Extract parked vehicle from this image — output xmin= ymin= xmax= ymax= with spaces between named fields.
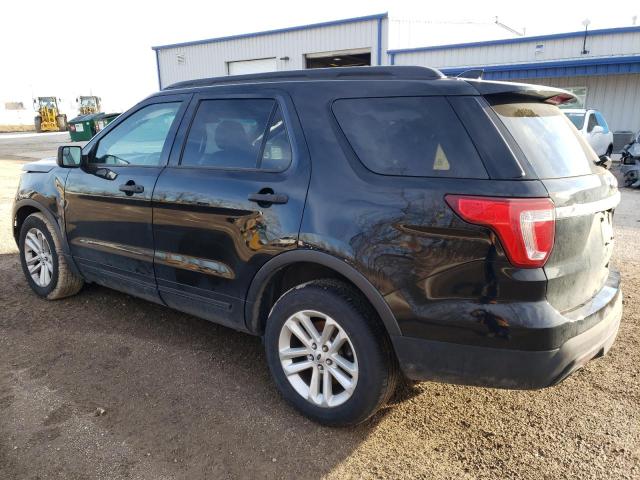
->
xmin=563 ymin=108 xmax=614 ymax=158
xmin=13 ymin=67 xmax=622 ymax=426
xmin=621 ymin=130 xmax=640 ymax=187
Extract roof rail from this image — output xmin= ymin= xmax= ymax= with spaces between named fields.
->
xmin=164 ymin=66 xmax=444 ymax=90
xmin=456 ymin=69 xmax=484 ymax=79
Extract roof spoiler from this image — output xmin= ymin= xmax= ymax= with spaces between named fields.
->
xmin=464 ymin=79 xmax=577 ymax=105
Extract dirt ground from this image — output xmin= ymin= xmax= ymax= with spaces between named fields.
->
xmin=0 ymin=133 xmax=639 ymax=479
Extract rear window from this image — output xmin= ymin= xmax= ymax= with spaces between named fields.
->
xmin=564 ymin=111 xmax=585 ymax=130
xmin=332 ymin=97 xmax=487 ymax=178
xmin=491 ymin=102 xmax=597 ymax=179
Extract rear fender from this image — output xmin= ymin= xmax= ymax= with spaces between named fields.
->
xmin=244 ymin=249 xmax=402 ymax=338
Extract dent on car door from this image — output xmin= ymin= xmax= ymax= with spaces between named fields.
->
xmin=152 ymin=94 xmax=311 ymax=328
xmin=64 ymin=96 xmax=189 ymax=301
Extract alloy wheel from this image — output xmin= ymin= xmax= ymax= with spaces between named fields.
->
xmin=23 ymin=227 xmax=54 ymax=288
xmin=278 ymin=310 xmax=358 ymax=408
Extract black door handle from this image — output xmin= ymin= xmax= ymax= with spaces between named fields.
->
xmin=248 ymin=192 xmax=288 ymax=205
xmin=119 ymin=182 xmax=144 ymax=195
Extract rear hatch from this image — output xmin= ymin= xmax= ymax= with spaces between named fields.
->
xmin=488 ymin=97 xmax=619 ymax=312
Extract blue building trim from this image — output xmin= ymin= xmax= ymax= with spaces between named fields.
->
xmin=439 ymin=55 xmax=640 ymax=80
xmin=152 ymin=12 xmax=388 ymax=51
xmin=387 ymin=25 xmax=640 ymax=55
xmin=155 ymin=49 xmax=162 ymax=89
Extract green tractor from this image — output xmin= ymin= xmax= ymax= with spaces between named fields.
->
xmin=33 ymin=97 xmax=67 ymax=133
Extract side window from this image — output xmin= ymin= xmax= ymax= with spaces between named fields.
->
xmin=595 ymin=112 xmax=609 ymax=133
xmin=587 ymin=113 xmax=598 ymax=132
xmin=260 ymin=106 xmax=292 ymax=170
xmin=181 ymin=99 xmax=276 ymax=169
xmin=93 ymin=103 xmax=180 ymax=166
xmin=332 ymin=96 xmax=487 ymax=178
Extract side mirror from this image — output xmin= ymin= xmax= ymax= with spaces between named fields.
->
xmin=591 ymin=125 xmax=604 ymax=135
xmin=57 ymin=146 xmax=82 ymax=168
xmin=595 ymin=155 xmax=612 ymax=170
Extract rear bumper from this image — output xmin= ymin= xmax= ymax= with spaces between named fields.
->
xmin=392 ymin=276 xmax=622 ymax=389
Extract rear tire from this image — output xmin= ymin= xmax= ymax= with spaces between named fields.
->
xmin=19 ymin=213 xmax=84 ymax=300
xmin=264 ymin=279 xmax=398 ymax=426
xmin=34 ymin=116 xmax=42 ymax=133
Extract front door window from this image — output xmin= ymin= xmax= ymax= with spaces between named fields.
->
xmin=92 ymin=103 xmax=181 ymax=166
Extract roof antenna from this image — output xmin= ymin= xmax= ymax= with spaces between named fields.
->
xmin=457 ymin=69 xmax=484 ymax=79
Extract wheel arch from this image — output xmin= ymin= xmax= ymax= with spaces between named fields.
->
xmin=244 ymin=249 xmax=401 ymax=338
xmin=13 ymin=199 xmax=81 ymax=277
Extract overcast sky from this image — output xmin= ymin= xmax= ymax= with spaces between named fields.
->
xmin=1 ymin=0 xmax=637 ymax=113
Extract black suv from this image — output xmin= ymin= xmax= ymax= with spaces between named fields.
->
xmin=13 ymin=67 xmax=622 ymax=426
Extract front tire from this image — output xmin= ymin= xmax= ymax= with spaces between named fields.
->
xmin=19 ymin=213 xmax=84 ymax=299
xmin=264 ymin=279 xmax=398 ymax=426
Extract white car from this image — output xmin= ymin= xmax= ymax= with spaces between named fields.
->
xmin=564 ymin=109 xmax=614 ymax=157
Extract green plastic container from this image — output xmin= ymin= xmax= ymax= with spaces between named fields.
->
xmin=68 ymin=113 xmax=100 ymax=141
xmin=94 ymin=113 xmax=120 ymax=132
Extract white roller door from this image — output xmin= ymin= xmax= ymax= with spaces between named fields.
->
xmin=227 ymin=58 xmax=277 ymax=75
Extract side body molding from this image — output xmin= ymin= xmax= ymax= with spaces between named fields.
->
xmin=244 ymin=249 xmax=402 ymax=337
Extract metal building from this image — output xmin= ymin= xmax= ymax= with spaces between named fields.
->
xmin=153 ymin=14 xmax=640 ymax=133
xmin=153 ymin=13 xmax=388 ymax=89
xmin=389 ymin=26 xmax=640 ymax=132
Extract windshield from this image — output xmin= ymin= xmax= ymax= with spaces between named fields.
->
xmin=39 ymin=98 xmax=56 ymax=108
xmin=491 ymin=102 xmax=597 ymax=179
xmin=564 ymin=112 xmax=585 ymax=130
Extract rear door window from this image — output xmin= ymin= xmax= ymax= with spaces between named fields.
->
xmin=181 ymin=99 xmax=292 ymax=170
xmin=332 ymin=97 xmax=487 ymax=178
xmin=491 ymin=101 xmax=597 ymax=179
xmin=260 ymin=106 xmax=292 ymax=170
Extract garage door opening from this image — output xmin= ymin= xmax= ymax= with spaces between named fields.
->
xmin=305 ymin=49 xmax=371 ymax=69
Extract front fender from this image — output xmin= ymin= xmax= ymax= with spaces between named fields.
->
xmin=12 ymin=169 xmax=81 ymax=277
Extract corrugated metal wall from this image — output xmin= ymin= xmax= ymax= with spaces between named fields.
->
xmin=157 ymin=18 xmax=387 ymax=88
xmin=391 ymin=30 xmax=640 ymax=69
xmin=391 ymin=29 xmax=640 ymax=132
xmin=519 ymin=74 xmax=640 ymax=133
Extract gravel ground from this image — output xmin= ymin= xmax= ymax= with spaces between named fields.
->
xmin=0 ymin=134 xmax=639 ymax=479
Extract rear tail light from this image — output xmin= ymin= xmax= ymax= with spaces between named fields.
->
xmin=445 ymin=195 xmax=555 ymax=268
xmin=545 ymin=93 xmax=575 ymax=105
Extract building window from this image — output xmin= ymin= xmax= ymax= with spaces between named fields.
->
xmin=559 ymin=87 xmax=588 ymax=109
xmin=4 ymin=102 xmax=24 ymax=110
